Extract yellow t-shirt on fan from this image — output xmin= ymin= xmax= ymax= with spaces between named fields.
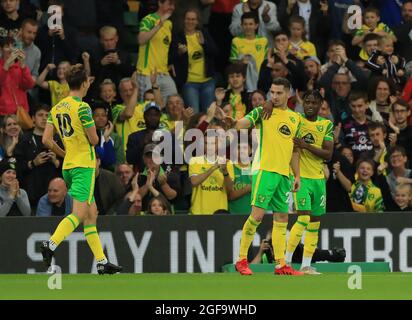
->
xmin=189 ymin=156 xmax=234 ymax=215
xmin=186 ymin=33 xmax=211 ymax=83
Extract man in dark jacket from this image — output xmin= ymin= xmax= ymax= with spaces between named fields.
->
xmin=94 ymin=155 xmax=126 ymax=215
xmin=14 ymin=105 xmax=62 ymax=208
xmin=35 ymin=0 xmax=79 ymax=70
xmin=91 ymin=26 xmax=133 ymax=95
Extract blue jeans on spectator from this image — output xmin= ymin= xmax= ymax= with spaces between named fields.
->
xmin=182 ymin=78 xmax=215 ymax=113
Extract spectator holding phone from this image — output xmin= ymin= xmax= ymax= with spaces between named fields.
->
xmin=14 ymin=105 xmax=61 ymax=207
xmin=0 ymin=36 xmax=35 ymax=116
xmin=35 ymin=0 xmax=79 ymax=70
xmin=91 ymin=26 xmax=133 ymax=92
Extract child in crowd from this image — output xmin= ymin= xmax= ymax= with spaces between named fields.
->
xmin=230 ymin=12 xmax=268 ymax=91
xmin=288 ymin=15 xmax=317 ymax=60
xmin=352 ymin=6 xmax=395 ymax=59
xmin=367 ymin=36 xmax=406 ymax=86
xmin=349 ymin=158 xmax=384 ymax=213
xmin=359 ymin=33 xmax=380 ymax=63
xmin=394 ymin=184 xmax=412 ymax=212
xmin=37 ymin=53 xmax=91 ymax=106
xmin=147 ymin=195 xmax=171 ymax=216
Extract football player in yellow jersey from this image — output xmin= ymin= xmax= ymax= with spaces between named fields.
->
xmin=285 ymin=90 xmax=334 ymax=275
xmin=41 ymin=65 xmax=122 ymax=275
xmin=227 ymin=78 xmax=304 ymax=276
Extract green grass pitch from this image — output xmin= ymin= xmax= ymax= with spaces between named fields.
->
xmin=1 ymin=273 xmax=412 ymax=300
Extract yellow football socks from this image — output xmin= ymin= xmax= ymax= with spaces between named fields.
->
xmin=302 ymin=221 xmax=321 ymax=267
xmin=49 ymin=213 xmax=80 ymax=249
xmin=272 ymin=221 xmax=288 ymax=267
xmin=84 ymin=225 xmax=107 ymax=263
xmin=239 ymin=215 xmax=261 ymax=260
xmin=286 ymin=215 xmax=311 ymax=263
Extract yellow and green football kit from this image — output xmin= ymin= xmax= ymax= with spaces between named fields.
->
xmin=293 ymin=115 xmax=333 ymax=216
xmin=48 ymin=96 xmax=96 ymax=204
xmin=246 ymin=106 xmax=301 ymax=213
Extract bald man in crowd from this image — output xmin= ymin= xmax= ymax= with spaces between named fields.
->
xmin=36 ymin=178 xmax=73 ymax=217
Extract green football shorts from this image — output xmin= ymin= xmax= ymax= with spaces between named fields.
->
xmin=293 ymin=177 xmax=326 ymax=216
xmin=251 ymin=170 xmax=291 ymax=213
xmin=62 ymin=167 xmax=95 ymax=205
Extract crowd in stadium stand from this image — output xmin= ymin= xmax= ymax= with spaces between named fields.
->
xmin=0 ymin=0 xmax=412 ymax=217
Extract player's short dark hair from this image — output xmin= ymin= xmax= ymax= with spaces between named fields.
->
xmin=226 ymin=62 xmax=246 ymax=78
xmin=272 ymin=77 xmax=291 ymax=91
xmin=348 ymin=91 xmax=369 ymax=103
xmin=363 ymin=33 xmax=381 ymax=44
xmin=364 ymin=6 xmax=380 ymax=17
xmin=241 ymin=11 xmax=259 ymax=24
xmin=368 ymin=121 xmax=387 ymax=134
xmin=66 ymin=64 xmax=88 ymax=90
xmin=302 ymin=90 xmax=323 ymax=102
xmin=391 ymin=99 xmax=410 ymax=112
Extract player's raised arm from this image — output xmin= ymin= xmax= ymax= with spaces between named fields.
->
xmin=42 ymin=122 xmax=65 ymax=158
xmin=224 ymin=106 xmax=263 ymax=130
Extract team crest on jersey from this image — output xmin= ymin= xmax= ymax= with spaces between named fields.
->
xmin=192 ymin=51 xmax=203 ymax=60
xmin=289 ymin=116 xmax=296 ymax=124
xmin=210 ymin=176 xmax=217 ymax=185
xmin=163 ymin=36 xmax=170 ymax=45
xmin=299 ymin=198 xmax=306 ymax=206
xmin=256 ymin=44 xmax=262 ymax=51
xmin=303 ymin=133 xmax=315 ymax=144
xmin=368 ymin=193 xmax=375 ymax=200
xmin=278 ymin=123 xmax=292 ymax=137
xmin=316 ymin=125 xmax=324 ymax=132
